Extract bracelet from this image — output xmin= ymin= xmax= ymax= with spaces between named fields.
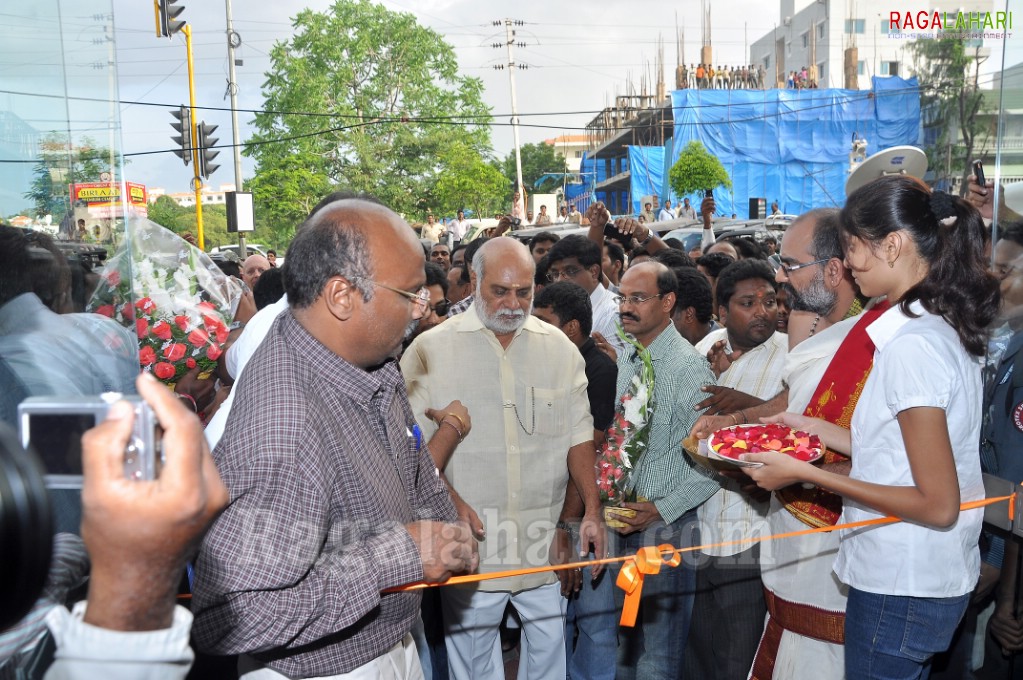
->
xmin=555 ymin=520 xmax=575 ymax=534
xmin=177 ymin=393 xmax=198 ymax=413
xmin=738 ymin=410 xmax=747 ymax=424
xmin=639 ymin=234 xmax=654 ymax=248
xmin=728 ymin=412 xmax=739 ymax=426
xmin=441 ymin=418 xmax=465 ymax=441
xmin=444 ymin=412 xmax=468 ymax=434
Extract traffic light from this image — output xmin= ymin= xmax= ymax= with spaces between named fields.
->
xmin=156 ymin=0 xmax=186 ymax=38
xmin=169 ymin=105 xmax=191 ymax=166
xmin=196 ymin=122 xmax=220 ymax=179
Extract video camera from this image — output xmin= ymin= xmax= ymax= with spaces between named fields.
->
xmin=0 ymin=423 xmax=52 ymax=630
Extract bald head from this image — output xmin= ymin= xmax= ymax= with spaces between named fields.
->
xmin=471 ymin=236 xmax=535 ymax=281
xmin=242 ymin=254 xmax=270 ymax=288
xmin=284 ymin=199 xmax=423 ymax=309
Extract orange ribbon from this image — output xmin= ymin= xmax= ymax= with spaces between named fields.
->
xmin=616 ymin=544 xmax=682 ymax=626
xmin=362 ymin=495 xmax=1018 ymax=630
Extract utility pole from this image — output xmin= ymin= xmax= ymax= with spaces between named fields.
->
xmin=225 ymin=0 xmax=246 ymax=257
xmin=494 ymin=19 xmax=527 ymax=222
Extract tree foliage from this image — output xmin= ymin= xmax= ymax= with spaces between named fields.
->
xmin=147 ymin=199 xmax=261 ymax=250
xmin=910 ymin=37 xmax=988 ymax=194
xmin=669 ymin=141 xmax=732 ymax=197
xmin=24 ymin=133 xmax=114 ymax=222
xmin=434 ymin=143 xmax=507 ymax=220
xmin=246 ymin=0 xmax=492 ymax=225
xmin=246 ymin=153 xmax=332 ymax=245
xmin=498 ymin=142 xmax=567 ymax=198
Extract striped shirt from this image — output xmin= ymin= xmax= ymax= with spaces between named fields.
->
xmin=619 ymin=324 xmax=720 ymax=524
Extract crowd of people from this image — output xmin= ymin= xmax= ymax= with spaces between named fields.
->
xmin=2 ymin=167 xmax=1023 ymax=680
xmin=680 ymin=64 xmax=768 ymax=90
xmin=785 ymin=67 xmax=819 ymax=90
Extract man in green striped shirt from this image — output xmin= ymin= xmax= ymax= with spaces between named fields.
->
xmin=606 ymin=260 xmax=720 ymax=680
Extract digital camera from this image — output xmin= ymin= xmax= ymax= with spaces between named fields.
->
xmin=18 ymin=393 xmax=163 ymax=489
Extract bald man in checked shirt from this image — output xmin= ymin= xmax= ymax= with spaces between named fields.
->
xmin=192 ymin=199 xmax=477 ymax=680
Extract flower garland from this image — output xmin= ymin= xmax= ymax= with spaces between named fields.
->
xmin=595 ymin=324 xmax=656 ymax=506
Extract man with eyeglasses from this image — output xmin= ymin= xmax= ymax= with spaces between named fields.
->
xmin=689 ymin=208 xmax=881 ymax=680
xmin=193 ymin=196 xmax=479 ymax=679
xmin=578 ymin=260 xmax=718 ymax=680
xmin=403 ymin=262 xmax=451 ymax=346
xmin=546 ymin=235 xmax=627 ymax=357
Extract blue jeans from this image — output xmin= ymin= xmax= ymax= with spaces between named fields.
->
xmin=845 ymin=587 xmax=970 ymax=680
xmin=565 ymin=563 xmax=617 ymax=680
xmin=609 ymin=509 xmax=700 ymax=680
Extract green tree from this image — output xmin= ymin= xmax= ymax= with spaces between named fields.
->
xmin=246 ymin=0 xmax=492 ymax=222
xmin=498 ymin=142 xmax=567 ymax=198
xmin=246 ymin=153 xmax=332 ymax=246
xmin=910 ymin=36 xmax=988 ymax=193
xmin=147 ymin=195 xmax=188 ymax=231
xmin=146 ymin=199 xmax=236 ymax=249
xmin=24 ymin=133 xmax=115 ymax=222
xmin=668 ymin=141 xmax=732 ymax=198
xmin=434 ymin=143 xmax=507 ymax=220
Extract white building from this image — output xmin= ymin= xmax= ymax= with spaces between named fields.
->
xmin=148 ymin=184 xmax=237 ymax=208
xmin=750 ymin=0 xmax=995 ymax=90
xmin=544 ymin=134 xmax=589 ymax=174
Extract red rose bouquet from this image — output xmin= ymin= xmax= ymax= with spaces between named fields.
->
xmin=596 ymin=326 xmax=655 ymax=515
xmin=89 ymin=218 xmax=242 ymax=385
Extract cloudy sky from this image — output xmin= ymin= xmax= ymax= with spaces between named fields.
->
xmin=105 ymin=0 xmax=1021 ymax=192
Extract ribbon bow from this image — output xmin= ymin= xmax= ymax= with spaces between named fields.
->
xmin=615 ymin=544 xmax=682 ymax=627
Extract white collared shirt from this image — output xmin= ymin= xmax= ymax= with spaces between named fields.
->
xmin=400 ymin=304 xmax=593 ymax=592
xmin=835 ymin=302 xmax=984 ymax=597
xmin=590 ymin=283 xmax=627 ymax=356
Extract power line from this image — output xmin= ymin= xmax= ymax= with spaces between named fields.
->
xmin=0 ymin=77 xmax=959 ymax=169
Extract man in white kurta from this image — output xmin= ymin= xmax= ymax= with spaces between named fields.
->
xmin=687 ymin=260 xmax=788 ymax=679
xmin=401 ymin=237 xmax=603 ymax=680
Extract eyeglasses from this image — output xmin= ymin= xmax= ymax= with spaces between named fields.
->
xmin=994 ymin=263 xmax=1017 ymax=281
xmin=779 ymin=258 xmax=831 ymax=276
xmin=613 ymin=293 xmax=664 ymax=306
xmin=432 ymin=299 xmax=451 ymax=316
xmin=358 ymin=278 xmax=431 ymax=313
xmin=546 ymin=266 xmax=584 ymax=282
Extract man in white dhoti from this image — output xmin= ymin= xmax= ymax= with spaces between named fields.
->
xmin=692 ymin=208 xmax=879 ymax=679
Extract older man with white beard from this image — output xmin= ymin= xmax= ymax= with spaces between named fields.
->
xmin=401 ymin=237 xmax=605 ymax=680
xmin=691 ymin=208 xmax=878 ymax=680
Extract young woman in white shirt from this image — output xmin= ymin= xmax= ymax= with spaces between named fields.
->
xmin=744 ymin=174 xmax=1001 ymax=679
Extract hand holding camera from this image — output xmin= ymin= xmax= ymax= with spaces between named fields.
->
xmin=80 ymin=372 xmax=228 ymax=631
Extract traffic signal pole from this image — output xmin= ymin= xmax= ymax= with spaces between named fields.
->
xmin=182 ymin=24 xmax=205 ymax=250
xmin=225 ymin=0 xmax=246 ymax=258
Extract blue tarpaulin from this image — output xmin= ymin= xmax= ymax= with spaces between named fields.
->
xmin=627 ymin=146 xmax=667 ymax=215
xmin=665 ymin=76 xmax=921 ymax=218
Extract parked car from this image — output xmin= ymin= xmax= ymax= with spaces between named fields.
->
xmin=209 ymin=243 xmax=270 ymax=259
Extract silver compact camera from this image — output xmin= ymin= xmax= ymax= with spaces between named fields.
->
xmin=18 ymin=393 xmax=163 ymax=489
